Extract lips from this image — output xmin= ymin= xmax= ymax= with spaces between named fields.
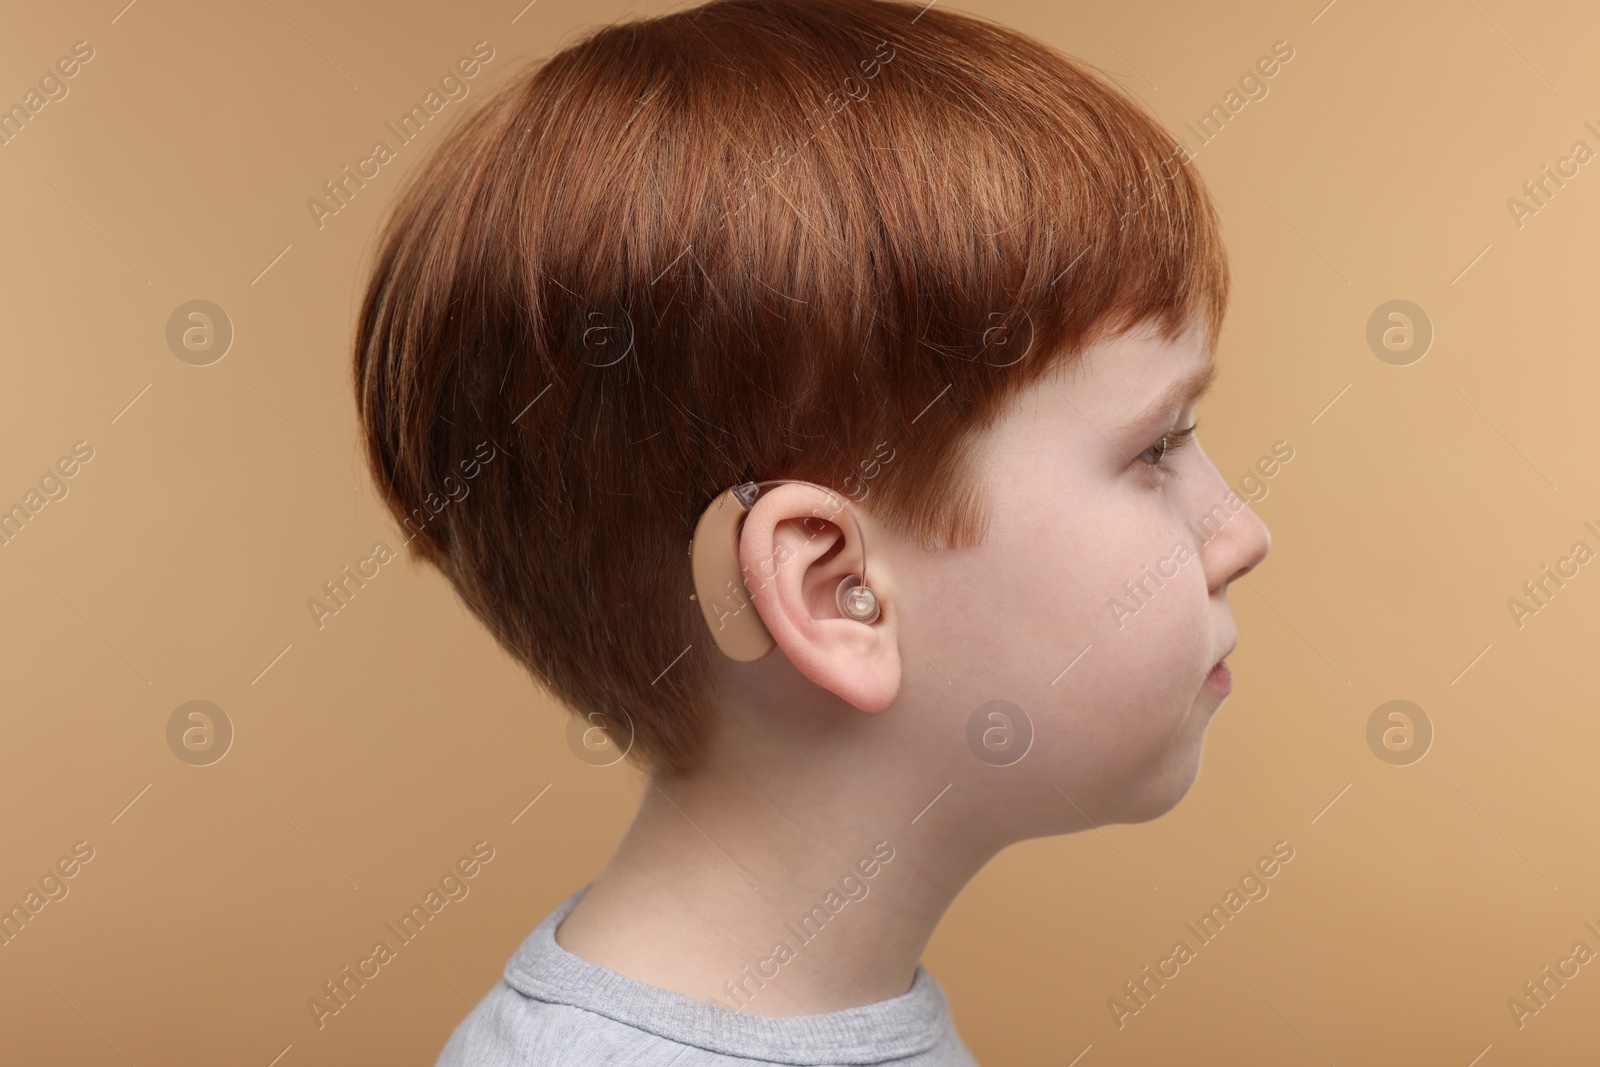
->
xmin=1204 ymin=659 xmax=1232 ymax=695
xmin=1204 ymin=641 xmax=1236 ymax=696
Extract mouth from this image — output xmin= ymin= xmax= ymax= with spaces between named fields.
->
xmin=1204 ymin=642 xmax=1236 ymax=696
xmin=1204 ymin=659 xmax=1231 ymax=695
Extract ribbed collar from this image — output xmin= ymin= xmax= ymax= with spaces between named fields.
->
xmin=500 ymin=884 xmax=952 ymax=1065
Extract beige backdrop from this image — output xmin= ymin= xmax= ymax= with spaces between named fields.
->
xmin=3 ymin=0 xmax=1598 ymax=1063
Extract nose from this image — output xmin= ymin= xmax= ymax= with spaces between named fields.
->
xmin=1204 ymin=499 xmax=1271 ymax=593
xmin=1189 ymin=450 xmax=1272 ymax=594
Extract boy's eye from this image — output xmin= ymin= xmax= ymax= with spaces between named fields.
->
xmin=1136 ymin=422 xmax=1199 ymax=471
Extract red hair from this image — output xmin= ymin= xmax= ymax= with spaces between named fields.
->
xmin=353 ymin=0 xmax=1230 ymax=775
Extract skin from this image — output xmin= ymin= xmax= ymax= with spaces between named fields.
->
xmin=555 ymin=313 xmax=1272 ymax=1017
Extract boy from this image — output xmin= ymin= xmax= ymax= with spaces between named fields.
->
xmin=353 ymin=0 xmax=1271 ymax=1062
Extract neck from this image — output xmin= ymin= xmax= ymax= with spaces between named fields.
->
xmin=553 ymin=746 xmax=1001 ymax=1015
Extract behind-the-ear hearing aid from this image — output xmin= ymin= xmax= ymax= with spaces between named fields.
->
xmin=689 ymin=479 xmax=880 ymax=661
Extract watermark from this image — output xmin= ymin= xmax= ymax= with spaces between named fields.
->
xmin=0 ymin=39 xmax=95 ymax=150
xmin=308 ymin=41 xmax=496 ymax=230
xmin=1506 ymin=521 xmax=1599 ymax=630
xmin=307 ymin=840 xmax=496 ymax=1029
xmin=306 ymin=541 xmax=399 ymax=630
xmin=947 ymin=308 xmax=1036 ymax=369
xmin=384 ymin=440 xmax=498 ymax=546
xmin=1117 ymin=40 xmax=1295 ymax=230
xmin=1365 ymin=699 xmax=1432 ymax=766
xmin=966 ymin=699 xmax=1033 ymax=766
xmin=1507 ymin=921 xmax=1600 ymax=1030
xmin=836 ymin=439 xmax=897 ymax=508
xmin=718 ymin=840 xmax=896 ymax=1011
xmin=578 ymin=306 xmax=635 ymax=368
xmin=565 ymin=707 xmax=635 ymax=767
xmin=0 ymin=440 xmax=95 ymax=549
xmin=1108 ymin=440 xmax=1292 ymax=628
xmin=1108 ymin=840 xmax=1295 ymax=1028
xmin=1174 ymin=41 xmax=1296 ymax=156
xmin=1506 ymin=123 xmax=1600 ymax=230
xmin=1366 ymin=299 xmax=1432 ymax=366
xmin=716 ymin=39 xmax=898 ymax=230
xmin=166 ymin=700 xmax=234 ymax=767
xmin=0 ymin=840 xmax=95 ymax=948
xmin=1234 ymin=440 xmax=1295 ymax=503
xmin=1108 ymin=538 xmax=1200 ymax=631
xmin=166 ymin=299 xmax=234 ymax=366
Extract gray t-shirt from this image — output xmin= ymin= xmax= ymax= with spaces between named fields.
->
xmin=435 ymin=885 xmax=980 ymax=1066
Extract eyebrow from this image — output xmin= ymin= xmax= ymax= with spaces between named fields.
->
xmin=1123 ymin=359 xmax=1219 ymax=434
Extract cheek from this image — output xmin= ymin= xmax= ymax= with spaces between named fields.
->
xmin=1073 ymin=496 xmax=1212 ymax=656
xmin=909 ymin=483 xmax=1211 ymax=671
xmin=890 ymin=466 xmax=1211 ymax=787
xmin=1099 ymin=539 xmax=1213 ymax=668
xmin=1036 ymin=618 xmax=1210 ymax=820
xmin=1024 ymin=502 xmax=1215 ymax=781
xmin=923 ymin=501 xmax=1110 ymax=678
xmin=1082 ymin=596 xmax=1210 ymax=731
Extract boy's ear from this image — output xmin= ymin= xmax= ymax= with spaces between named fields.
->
xmin=736 ymin=483 xmax=900 ymax=713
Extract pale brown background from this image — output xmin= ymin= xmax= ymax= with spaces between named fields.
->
xmin=3 ymin=0 xmax=1597 ymax=1063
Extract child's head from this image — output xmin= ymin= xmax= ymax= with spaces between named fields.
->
xmin=354 ymin=0 xmax=1268 ymax=830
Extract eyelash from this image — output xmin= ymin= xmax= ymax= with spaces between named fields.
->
xmin=1137 ymin=422 xmax=1199 ymax=472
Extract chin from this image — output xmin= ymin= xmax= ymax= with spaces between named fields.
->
xmin=1110 ymin=743 xmax=1206 ymax=825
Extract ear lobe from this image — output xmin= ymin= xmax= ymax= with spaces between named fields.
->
xmin=736 ymin=484 xmax=901 ymax=713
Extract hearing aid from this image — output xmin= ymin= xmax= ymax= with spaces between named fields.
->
xmin=689 ymin=479 xmax=880 ymax=661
